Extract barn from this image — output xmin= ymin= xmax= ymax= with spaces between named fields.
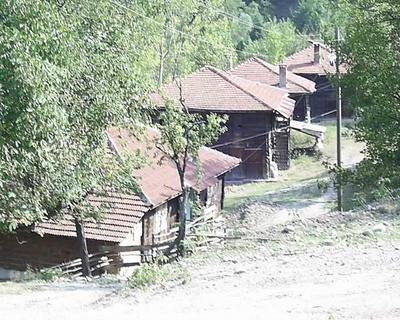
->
xmin=151 ymin=66 xmax=297 ymax=181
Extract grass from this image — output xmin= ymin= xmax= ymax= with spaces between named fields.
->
xmin=0 ymin=280 xmax=46 ymax=295
xmin=225 ymin=120 xmax=362 ymax=211
xmin=128 ymin=258 xmax=191 ymax=289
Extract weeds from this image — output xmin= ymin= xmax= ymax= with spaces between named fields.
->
xmin=128 ymin=257 xmax=191 ymax=288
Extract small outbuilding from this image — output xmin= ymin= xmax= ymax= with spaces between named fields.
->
xmin=0 ymin=127 xmax=240 ymax=278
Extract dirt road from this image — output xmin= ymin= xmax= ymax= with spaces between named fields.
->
xmin=1 ymin=238 xmax=400 ymax=320
xmin=2 ymin=139 xmax=399 ymax=320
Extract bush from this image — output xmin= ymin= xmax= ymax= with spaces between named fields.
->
xmin=128 ymin=258 xmax=191 ymax=288
xmin=36 ymin=268 xmax=63 ymax=281
xmin=128 ymin=263 xmax=168 ymax=288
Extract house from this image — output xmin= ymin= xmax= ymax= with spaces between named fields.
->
xmin=282 ymin=41 xmax=347 ymax=121
xmin=151 ymin=66 xmax=296 ymax=181
xmin=0 ymin=127 xmax=240 ymax=278
xmin=229 ymin=57 xmax=316 ymax=122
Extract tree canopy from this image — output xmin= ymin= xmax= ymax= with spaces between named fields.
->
xmin=0 ymin=0 xmax=155 ymax=231
xmin=335 ymin=0 xmax=400 ymax=196
xmin=0 ymin=0 xmax=345 ymax=232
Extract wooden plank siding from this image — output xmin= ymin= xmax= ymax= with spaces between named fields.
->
xmin=212 ymin=112 xmax=274 ymax=181
xmin=0 ymin=232 xmax=115 ymax=271
xmin=142 ymin=197 xmax=179 ymax=246
xmin=273 ymin=118 xmax=291 ymax=170
xmin=295 ymin=74 xmax=350 ymax=120
xmin=291 ymin=93 xmax=309 ymax=122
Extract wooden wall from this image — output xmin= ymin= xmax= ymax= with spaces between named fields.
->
xmin=142 ymin=197 xmax=179 ymax=246
xmin=273 ymin=118 xmax=291 ymax=170
xmin=0 ymin=232 xmax=113 ymax=271
xmin=296 ymin=74 xmax=351 ymax=120
xmin=291 ymin=93 xmax=309 ymax=121
xmin=213 ymin=112 xmax=274 ymax=181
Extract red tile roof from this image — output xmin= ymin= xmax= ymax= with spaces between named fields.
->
xmin=151 ymin=66 xmax=296 ymax=118
xmin=36 ymin=127 xmax=240 ymax=243
xmin=282 ymin=44 xmax=347 ymax=75
xmin=230 ymin=57 xmax=316 ymax=94
xmin=108 ymin=127 xmax=241 ymax=206
xmin=35 ymin=192 xmax=150 ymax=243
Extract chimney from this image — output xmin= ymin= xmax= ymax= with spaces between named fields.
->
xmin=314 ymin=43 xmax=321 ymax=65
xmin=279 ymin=63 xmax=287 ymax=88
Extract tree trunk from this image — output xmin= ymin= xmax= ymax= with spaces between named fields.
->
xmin=158 ymin=40 xmax=164 ymax=87
xmin=176 ymin=187 xmax=189 ymax=255
xmin=75 ymin=217 xmax=91 ymax=277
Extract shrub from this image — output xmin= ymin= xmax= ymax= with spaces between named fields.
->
xmin=128 ymin=259 xmax=191 ymax=288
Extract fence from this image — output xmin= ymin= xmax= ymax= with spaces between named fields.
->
xmin=51 ymin=212 xmax=228 ymax=277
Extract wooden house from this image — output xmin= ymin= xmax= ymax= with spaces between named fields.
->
xmin=282 ymin=41 xmax=347 ymax=121
xmin=0 ymin=127 xmax=240 ymax=279
xmin=230 ymin=57 xmax=316 ymax=122
xmin=151 ymin=66 xmax=296 ymax=180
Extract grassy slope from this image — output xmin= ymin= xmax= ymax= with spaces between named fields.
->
xmin=225 ymin=120 xmax=362 ymax=211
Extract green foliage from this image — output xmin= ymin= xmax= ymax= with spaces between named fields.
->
xmin=0 ymin=0 xmax=155 ymax=230
xmin=156 ymin=95 xmax=227 ymax=252
xmin=157 ymin=100 xmax=228 ymax=167
xmin=23 ymin=267 xmax=63 ymax=281
xmin=128 ymin=259 xmax=191 ymax=288
xmin=290 ymin=130 xmax=315 ymax=149
xmin=243 ymin=18 xmax=307 ymax=63
xmin=334 ymin=0 xmax=400 ymax=196
xmin=128 ymin=262 xmax=167 ymax=288
xmin=38 ymin=268 xmax=63 ymax=281
xmin=152 ymin=0 xmax=235 ymax=84
xmin=293 ymin=0 xmax=333 ymax=36
xmin=317 ymin=179 xmax=329 ymax=193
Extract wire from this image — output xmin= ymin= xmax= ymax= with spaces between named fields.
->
xmin=216 ymin=10 xmax=276 ymax=34
xmin=239 ymin=140 xmax=268 ymax=166
xmin=109 ymin=0 xmax=271 ymax=61
xmin=211 ymin=108 xmax=338 ymax=150
xmin=238 ymin=109 xmax=339 ymax=166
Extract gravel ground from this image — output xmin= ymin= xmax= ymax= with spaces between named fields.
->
xmin=3 ymin=141 xmax=399 ymax=320
xmin=1 ymin=237 xmax=400 ymax=320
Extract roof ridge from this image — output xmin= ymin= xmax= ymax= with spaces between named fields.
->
xmin=206 ymin=65 xmax=287 ymax=111
xmin=284 ymin=45 xmax=313 ymax=61
xmin=107 ymin=131 xmax=154 ymax=207
xmin=253 ymin=57 xmax=276 ymax=72
xmin=250 ymin=57 xmax=315 ymax=93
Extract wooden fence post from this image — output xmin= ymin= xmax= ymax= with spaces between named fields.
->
xmin=75 ymin=217 xmax=91 ymax=277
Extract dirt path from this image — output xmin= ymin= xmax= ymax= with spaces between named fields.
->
xmin=4 ymin=140 xmax=398 ymax=320
xmin=1 ymin=238 xmax=400 ymax=320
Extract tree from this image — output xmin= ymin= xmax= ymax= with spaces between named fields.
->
xmin=151 ymin=0 xmax=234 ymax=85
xmin=293 ymin=0 xmax=329 ymax=35
xmin=156 ymin=87 xmax=227 ymax=255
xmin=243 ymin=18 xmax=306 ymax=63
xmin=0 ymin=0 xmax=158 ymax=274
xmin=333 ymin=0 xmax=400 ymax=197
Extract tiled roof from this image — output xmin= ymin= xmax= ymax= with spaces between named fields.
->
xmin=35 ymin=127 xmax=240 ymax=243
xmin=282 ymin=44 xmax=347 ymax=75
xmin=230 ymin=57 xmax=316 ymax=94
xmin=151 ymin=66 xmax=296 ymax=118
xmin=108 ymin=127 xmax=241 ymax=206
xmin=35 ymin=192 xmax=150 ymax=243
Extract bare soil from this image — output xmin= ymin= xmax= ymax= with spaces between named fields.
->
xmin=2 ymin=139 xmax=399 ymax=320
xmin=1 ymin=236 xmax=400 ymax=320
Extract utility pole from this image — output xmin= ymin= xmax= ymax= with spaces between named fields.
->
xmin=336 ymin=27 xmax=342 ymax=212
